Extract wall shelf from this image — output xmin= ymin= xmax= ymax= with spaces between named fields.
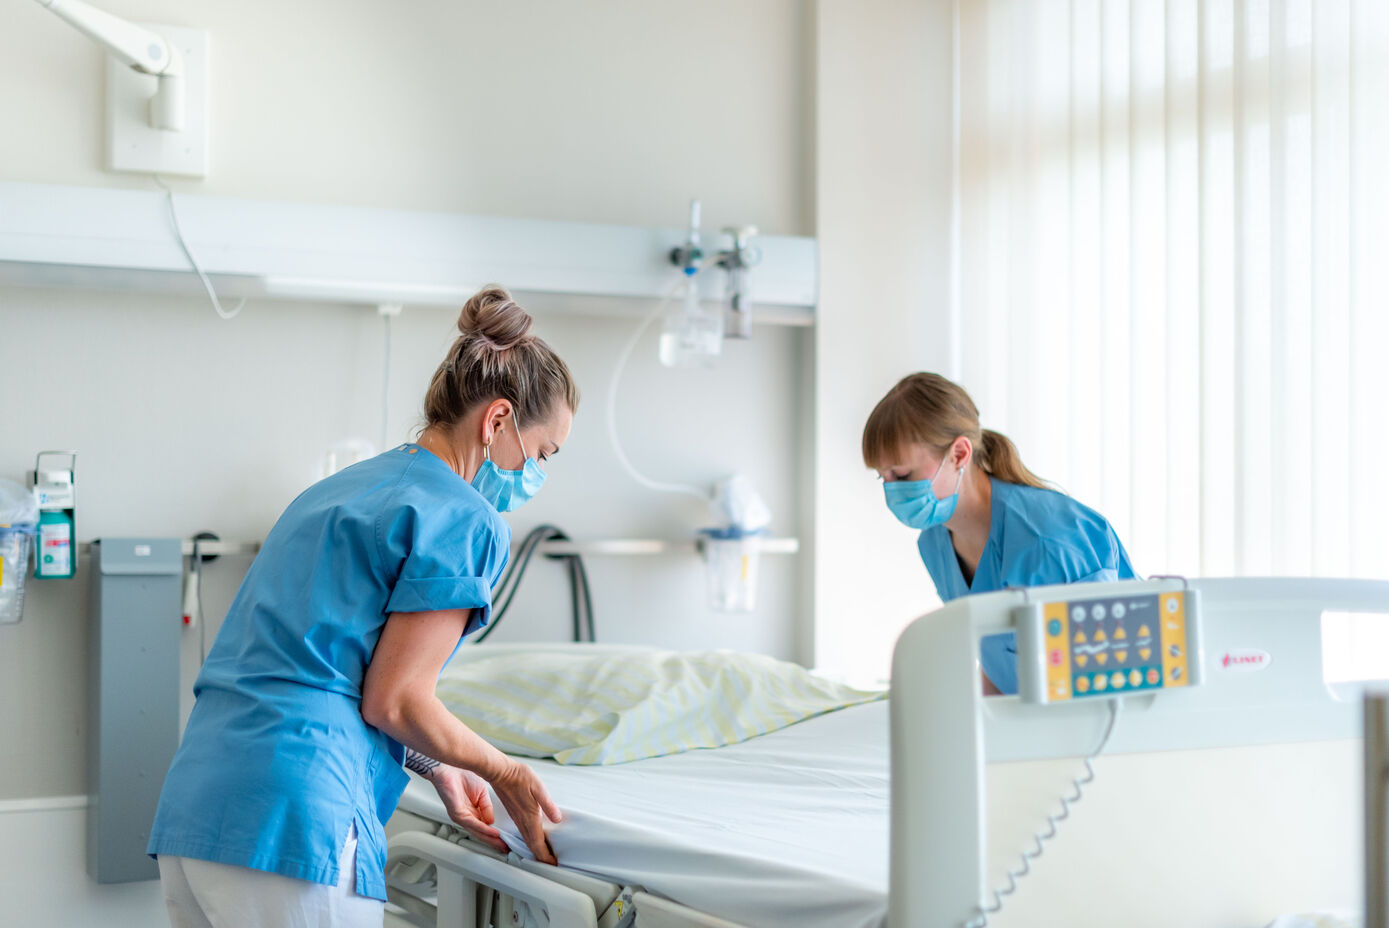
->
xmin=0 ymin=181 xmax=817 ymax=323
xmin=542 ymin=537 xmax=800 ymax=557
xmin=73 ymin=537 xmax=800 ymax=560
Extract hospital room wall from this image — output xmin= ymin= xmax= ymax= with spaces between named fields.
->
xmin=0 ymin=299 xmax=812 ymax=777
xmin=812 ymin=0 xmax=956 ymax=682
xmin=0 ymin=2 xmax=814 ymax=924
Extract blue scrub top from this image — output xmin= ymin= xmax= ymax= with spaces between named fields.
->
xmin=148 ymin=444 xmax=509 ymax=899
xmin=917 ymin=477 xmax=1137 ymax=695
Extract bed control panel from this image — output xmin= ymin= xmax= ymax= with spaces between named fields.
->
xmin=1016 ymin=590 xmax=1204 ymax=703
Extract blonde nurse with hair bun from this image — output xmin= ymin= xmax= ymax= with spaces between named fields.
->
xmin=149 ymin=286 xmax=576 ymax=927
xmin=863 ymin=372 xmax=1138 ymax=695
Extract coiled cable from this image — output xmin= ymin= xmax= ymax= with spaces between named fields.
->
xmin=963 ymin=698 xmax=1123 ymax=928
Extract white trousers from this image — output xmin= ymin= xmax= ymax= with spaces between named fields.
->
xmin=158 ymin=823 xmax=384 ymax=928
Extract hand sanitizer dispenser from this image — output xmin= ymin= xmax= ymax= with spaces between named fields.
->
xmin=29 ymin=451 xmax=77 ymax=579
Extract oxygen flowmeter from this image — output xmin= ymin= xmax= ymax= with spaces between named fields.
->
xmin=28 ymin=450 xmax=77 ymax=579
xmin=1017 ymin=588 xmax=1204 ymax=703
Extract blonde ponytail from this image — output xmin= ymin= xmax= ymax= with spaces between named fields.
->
xmin=977 ymin=428 xmax=1047 ymax=489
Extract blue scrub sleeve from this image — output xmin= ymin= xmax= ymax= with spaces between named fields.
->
xmin=983 ymin=553 xmax=1111 ymax=694
xmin=380 ymin=503 xmax=509 ymax=626
xmin=980 ymin=632 xmax=1019 ymax=695
xmin=387 ymin=575 xmax=493 ymax=615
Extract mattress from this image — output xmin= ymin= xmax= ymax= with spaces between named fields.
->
xmin=398 ymin=698 xmax=890 ymax=928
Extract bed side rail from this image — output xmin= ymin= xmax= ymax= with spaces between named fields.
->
xmin=386 ymin=830 xmax=599 ymax=928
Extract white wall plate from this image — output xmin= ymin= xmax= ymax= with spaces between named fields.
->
xmin=106 ymin=24 xmax=208 ymax=178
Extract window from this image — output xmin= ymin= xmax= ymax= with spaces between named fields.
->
xmin=954 ymin=0 xmax=1389 ymax=580
xmin=1323 ymin=611 xmax=1389 ymax=682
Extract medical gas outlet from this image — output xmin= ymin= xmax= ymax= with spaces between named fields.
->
xmin=661 ymin=199 xmax=763 ymax=367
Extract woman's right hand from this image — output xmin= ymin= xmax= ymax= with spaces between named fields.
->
xmin=488 ymin=758 xmax=563 ymax=865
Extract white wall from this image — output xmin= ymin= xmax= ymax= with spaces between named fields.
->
xmin=813 ymin=0 xmax=956 ymax=681
xmin=1 ymin=0 xmax=813 ymax=236
xmin=0 ymin=1 xmax=814 ymax=923
xmin=0 ymin=292 xmax=812 ymax=791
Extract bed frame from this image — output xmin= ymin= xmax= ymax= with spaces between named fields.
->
xmin=386 ymin=577 xmax=1389 ymax=928
xmin=1366 ymin=689 xmax=1389 ymax=928
xmin=384 ymin=811 xmax=747 ymax=928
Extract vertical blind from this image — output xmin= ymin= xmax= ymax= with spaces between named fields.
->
xmin=955 ymin=0 xmax=1389 ymax=580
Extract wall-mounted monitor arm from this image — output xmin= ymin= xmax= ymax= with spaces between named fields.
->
xmin=32 ymin=0 xmax=185 ymax=130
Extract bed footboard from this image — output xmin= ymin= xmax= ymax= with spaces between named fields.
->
xmin=891 ymin=576 xmax=1389 ymax=928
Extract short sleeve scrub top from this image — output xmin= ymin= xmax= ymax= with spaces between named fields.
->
xmin=148 ymin=443 xmax=509 ymax=900
xmin=916 ymin=477 xmax=1138 ymax=695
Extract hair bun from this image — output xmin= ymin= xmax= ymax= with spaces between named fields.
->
xmin=457 ymin=285 xmax=534 ymax=350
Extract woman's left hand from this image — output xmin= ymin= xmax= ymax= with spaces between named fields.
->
xmin=428 ymin=765 xmax=508 ymax=853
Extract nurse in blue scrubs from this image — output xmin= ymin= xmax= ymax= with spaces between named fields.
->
xmin=148 ymin=287 xmax=577 ymax=927
xmin=863 ymin=373 xmax=1137 ymax=695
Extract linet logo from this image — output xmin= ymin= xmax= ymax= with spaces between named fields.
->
xmin=1220 ymin=649 xmax=1272 ymax=672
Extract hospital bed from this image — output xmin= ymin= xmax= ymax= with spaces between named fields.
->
xmin=384 ymin=577 xmax=1386 ymax=928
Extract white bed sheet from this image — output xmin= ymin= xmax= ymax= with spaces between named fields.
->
xmin=399 ymin=699 xmax=889 ymax=928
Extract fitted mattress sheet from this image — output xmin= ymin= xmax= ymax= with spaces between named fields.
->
xmin=399 ymin=696 xmax=889 ymax=928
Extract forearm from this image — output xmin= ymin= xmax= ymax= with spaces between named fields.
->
xmin=404 ymin=747 xmax=443 ymax=779
xmin=368 ymin=693 xmax=510 ymax=781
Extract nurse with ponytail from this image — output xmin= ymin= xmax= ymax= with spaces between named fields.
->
xmin=863 ymin=373 xmax=1137 ymax=695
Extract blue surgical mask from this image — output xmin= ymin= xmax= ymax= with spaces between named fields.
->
xmin=471 ymin=414 xmax=546 ymax=512
xmin=883 ymin=457 xmax=964 ymax=530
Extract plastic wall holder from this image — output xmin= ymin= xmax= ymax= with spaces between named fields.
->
xmin=88 ymin=538 xmax=182 ymax=883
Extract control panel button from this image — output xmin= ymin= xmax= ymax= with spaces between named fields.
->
xmin=1096 ymin=652 xmax=1109 ymax=666
xmin=1092 ymin=604 xmax=1107 ymax=621
xmin=1138 ymin=624 xmax=1151 ymax=638
xmin=1171 ymin=666 xmax=1183 ymax=681
xmin=1072 ymin=606 xmax=1086 ymax=622
xmin=1129 ymin=669 xmax=1142 ymax=687
xmin=1139 ymin=647 xmax=1152 ymax=661
xmin=1094 ymin=629 xmax=1107 ymax=643
xmin=1166 ymin=597 xmax=1180 ymax=613
xmin=1110 ymin=671 xmax=1126 ymax=689
xmin=1115 ymin=650 xmax=1128 ymax=663
xmin=1048 ymin=619 xmax=1062 ymax=637
xmin=1049 ymin=649 xmax=1064 ymax=666
xmin=1112 ymin=603 xmax=1126 ymax=619
xmin=1146 ymin=668 xmax=1160 ymax=685
xmin=1074 ymin=630 xmax=1086 ymax=644
xmin=1076 ymin=676 xmax=1091 ymax=693
xmin=1168 ymin=644 xmax=1182 ymax=658
xmin=1094 ymin=674 xmax=1108 ymax=691
xmin=1075 ymin=654 xmax=1088 ymax=668
xmin=1114 ymin=626 xmax=1127 ymax=640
